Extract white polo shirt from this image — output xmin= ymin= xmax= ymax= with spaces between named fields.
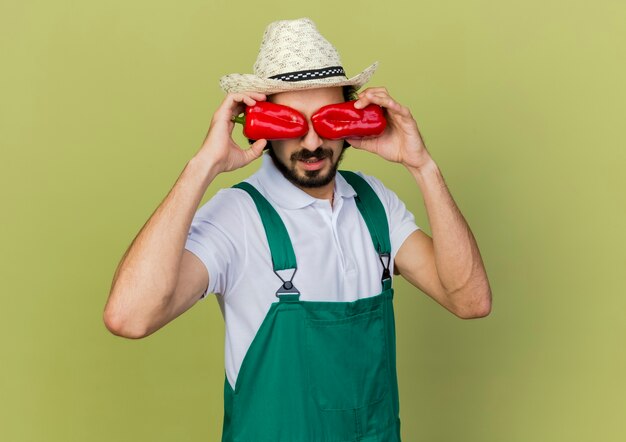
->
xmin=185 ymin=152 xmax=419 ymax=390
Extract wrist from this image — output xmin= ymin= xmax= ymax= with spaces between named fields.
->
xmin=404 ymin=152 xmax=437 ymax=176
xmin=406 ymin=157 xmax=442 ymax=192
xmin=189 ymin=151 xmax=223 ymax=186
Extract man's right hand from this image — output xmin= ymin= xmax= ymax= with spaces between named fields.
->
xmin=196 ymin=91 xmax=268 ymax=174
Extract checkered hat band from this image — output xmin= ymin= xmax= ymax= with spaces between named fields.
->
xmin=268 ymin=66 xmax=346 ymax=82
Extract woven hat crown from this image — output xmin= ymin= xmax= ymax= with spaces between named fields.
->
xmin=253 ymin=18 xmax=343 ymax=78
xmin=219 ymin=17 xmax=378 ymax=94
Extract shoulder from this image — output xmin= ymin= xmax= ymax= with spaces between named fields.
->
xmin=352 ymin=171 xmax=389 ymax=191
xmin=343 ymin=170 xmax=401 ymax=209
xmin=194 ymin=184 xmax=260 ymax=226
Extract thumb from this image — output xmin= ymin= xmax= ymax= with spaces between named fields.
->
xmin=243 ymin=139 xmax=267 ymax=163
xmin=346 ymin=138 xmax=365 ymax=150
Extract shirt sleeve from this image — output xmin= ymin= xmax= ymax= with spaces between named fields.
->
xmin=357 ymin=173 xmax=420 ymax=263
xmin=184 ymin=189 xmax=246 ymax=300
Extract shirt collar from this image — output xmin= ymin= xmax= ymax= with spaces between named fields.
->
xmin=255 ymin=152 xmax=357 ymax=210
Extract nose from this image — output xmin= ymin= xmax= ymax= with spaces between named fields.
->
xmin=300 ymin=118 xmax=323 ymax=151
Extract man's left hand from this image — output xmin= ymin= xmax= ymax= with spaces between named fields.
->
xmin=347 ymin=87 xmax=432 ymax=171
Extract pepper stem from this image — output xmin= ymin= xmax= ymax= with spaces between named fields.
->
xmin=231 ymin=114 xmax=245 ymax=125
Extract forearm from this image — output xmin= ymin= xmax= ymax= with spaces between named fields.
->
xmin=105 ymin=153 xmax=220 ymax=336
xmin=407 ymin=157 xmax=491 ymax=316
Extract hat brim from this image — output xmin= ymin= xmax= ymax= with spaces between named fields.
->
xmin=219 ymin=62 xmax=378 ymax=95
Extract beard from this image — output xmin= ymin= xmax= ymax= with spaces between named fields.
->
xmin=268 ymin=146 xmax=346 ymax=189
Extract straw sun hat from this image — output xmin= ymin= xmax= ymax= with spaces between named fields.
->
xmin=219 ymin=18 xmax=378 ymax=95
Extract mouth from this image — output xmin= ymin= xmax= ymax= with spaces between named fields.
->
xmin=297 ymin=156 xmax=327 ymax=171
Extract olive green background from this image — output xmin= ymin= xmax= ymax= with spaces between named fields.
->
xmin=2 ymin=0 xmax=625 ymax=440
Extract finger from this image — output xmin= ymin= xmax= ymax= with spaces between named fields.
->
xmin=215 ymin=93 xmax=258 ymax=121
xmin=357 ymin=86 xmax=388 ymax=96
xmin=243 ymin=138 xmax=267 ymax=162
xmin=355 ymin=93 xmax=409 ymax=117
xmin=354 ymin=90 xmax=389 ymax=108
xmin=345 ymin=138 xmax=376 ymax=153
xmin=237 ymin=91 xmax=267 ymax=107
xmin=240 ymin=91 xmax=267 ymax=101
xmin=228 ymin=93 xmax=258 ymax=107
xmin=223 ymin=92 xmax=264 ymax=109
xmin=345 ymin=137 xmax=362 ymax=148
xmin=241 ymin=95 xmax=258 ymax=107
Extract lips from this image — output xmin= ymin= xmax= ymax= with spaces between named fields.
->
xmin=298 ymin=157 xmax=326 ymax=171
xmin=300 ymin=157 xmax=324 ymax=163
xmin=291 ymin=147 xmax=333 ymax=172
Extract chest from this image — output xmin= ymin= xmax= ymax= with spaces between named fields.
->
xmin=236 ymin=197 xmax=390 ymax=302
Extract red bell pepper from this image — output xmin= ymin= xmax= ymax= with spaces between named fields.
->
xmin=311 ymin=100 xmax=387 ymax=140
xmin=232 ymin=102 xmax=308 ymax=140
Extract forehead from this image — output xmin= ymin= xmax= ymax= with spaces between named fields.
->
xmin=269 ymin=87 xmax=344 ymax=114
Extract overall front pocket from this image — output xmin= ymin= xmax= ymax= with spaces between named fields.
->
xmin=305 ymin=307 xmax=389 ymax=411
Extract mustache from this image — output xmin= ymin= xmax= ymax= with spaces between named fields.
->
xmin=291 ymin=147 xmax=334 ymax=161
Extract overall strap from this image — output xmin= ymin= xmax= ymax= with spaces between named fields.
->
xmin=338 ymin=170 xmax=393 ymax=290
xmin=232 ymin=182 xmax=300 ymax=300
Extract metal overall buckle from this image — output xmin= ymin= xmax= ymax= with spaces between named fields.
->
xmin=273 ymin=267 xmax=300 ymax=297
xmin=378 ymin=252 xmax=391 ymax=284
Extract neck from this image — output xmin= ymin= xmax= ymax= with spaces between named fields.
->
xmin=297 ymin=179 xmax=335 ymax=204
